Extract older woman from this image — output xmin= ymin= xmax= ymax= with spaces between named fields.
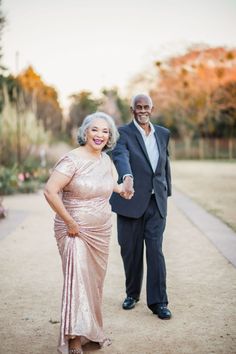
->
xmin=44 ymin=112 xmax=126 ymax=354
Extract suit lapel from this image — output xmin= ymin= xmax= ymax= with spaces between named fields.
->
xmin=154 ymin=127 xmax=162 ymax=173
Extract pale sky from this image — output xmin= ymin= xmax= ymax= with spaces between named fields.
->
xmin=2 ymin=0 xmax=236 ymax=107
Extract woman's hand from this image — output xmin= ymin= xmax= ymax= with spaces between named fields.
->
xmin=66 ymin=219 xmax=80 ymax=237
xmin=120 ymin=176 xmax=134 ymax=199
xmin=111 ymin=162 xmax=134 ymax=199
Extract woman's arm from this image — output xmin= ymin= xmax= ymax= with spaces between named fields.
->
xmin=44 ymin=171 xmax=79 ymax=236
xmin=111 ymin=162 xmax=122 ymax=194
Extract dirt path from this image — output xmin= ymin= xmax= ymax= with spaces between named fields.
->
xmin=171 ymin=160 xmax=236 ymax=231
xmin=0 ymin=192 xmax=236 ymax=354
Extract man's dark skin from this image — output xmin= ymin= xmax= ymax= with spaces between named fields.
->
xmin=120 ymin=96 xmax=154 ymax=199
xmin=111 ymin=93 xmax=172 ymax=320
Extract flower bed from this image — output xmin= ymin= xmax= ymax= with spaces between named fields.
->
xmin=0 ymin=165 xmax=49 ymax=195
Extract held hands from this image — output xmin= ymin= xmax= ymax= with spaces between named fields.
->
xmin=66 ymin=219 xmax=80 ymax=237
xmin=120 ymin=176 xmax=135 ymax=200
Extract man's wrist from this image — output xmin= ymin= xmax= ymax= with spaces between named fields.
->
xmin=123 ymin=174 xmax=133 ymax=181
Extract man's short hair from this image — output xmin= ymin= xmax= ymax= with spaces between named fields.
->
xmin=130 ymin=94 xmax=153 ymax=109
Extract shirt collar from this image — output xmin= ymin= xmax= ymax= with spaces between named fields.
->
xmin=133 ymin=119 xmax=155 ymax=136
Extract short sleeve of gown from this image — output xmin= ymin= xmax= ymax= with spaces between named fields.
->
xmin=53 ymin=155 xmax=76 ymax=178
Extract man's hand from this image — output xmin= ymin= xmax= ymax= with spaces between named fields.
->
xmin=120 ymin=176 xmax=134 ymax=199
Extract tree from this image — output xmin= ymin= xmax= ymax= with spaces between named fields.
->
xmin=211 ymin=81 xmax=236 ymax=137
xmin=0 ymin=0 xmax=6 ymax=71
xmin=17 ymin=66 xmax=63 ymax=134
xmin=101 ymin=88 xmax=130 ymax=125
xmin=67 ymin=91 xmax=101 ymax=135
xmin=67 ymin=89 xmax=130 ymax=139
xmin=0 ymin=5 xmax=52 ymax=169
xmin=150 ymin=46 xmax=236 ymax=138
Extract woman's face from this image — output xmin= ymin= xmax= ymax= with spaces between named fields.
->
xmin=85 ymin=118 xmax=110 ymax=152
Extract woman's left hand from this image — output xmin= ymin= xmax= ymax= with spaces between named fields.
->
xmin=66 ymin=219 xmax=80 ymax=237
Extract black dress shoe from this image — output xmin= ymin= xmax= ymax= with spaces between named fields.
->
xmin=153 ymin=305 xmax=172 ymax=320
xmin=122 ymin=297 xmax=138 ymax=310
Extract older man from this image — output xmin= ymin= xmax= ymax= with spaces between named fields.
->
xmin=110 ymin=93 xmax=172 ymax=319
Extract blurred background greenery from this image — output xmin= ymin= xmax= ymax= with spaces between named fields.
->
xmin=0 ymin=1 xmax=236 ymax=200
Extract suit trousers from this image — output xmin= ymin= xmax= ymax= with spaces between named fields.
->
xmin=117 ymin=194 xmax=168 ymax=308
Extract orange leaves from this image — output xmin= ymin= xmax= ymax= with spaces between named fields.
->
xmin=150 ymin=46 xmax=236 ymax=137
xmin=17 ymin=66 xmax=63 ymax=133
xmin=18 ymin=66 xmax=60 ymax=108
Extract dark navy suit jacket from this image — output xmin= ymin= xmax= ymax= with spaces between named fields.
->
xmin=110 ymin=121 xmax=172 ymax=219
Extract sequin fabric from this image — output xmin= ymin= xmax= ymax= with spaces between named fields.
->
xmin=53 ymin=152 xmax=114 ymax=353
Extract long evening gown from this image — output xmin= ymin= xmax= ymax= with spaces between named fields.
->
xmin=53 ymin=151 xmax=114 ymax=354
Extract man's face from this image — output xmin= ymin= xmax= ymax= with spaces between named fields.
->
xmin=131 ymin=97 xmax=153 ymax=126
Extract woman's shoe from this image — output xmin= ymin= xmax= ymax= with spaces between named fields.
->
xmin=100 ymin=337 xmax=112 ymax=348
xmin=69 ymin=348 xmax=83 ymax=354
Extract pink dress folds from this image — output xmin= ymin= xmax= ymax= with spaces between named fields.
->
xmin=53 ymin=152 xmax=114 ymax=353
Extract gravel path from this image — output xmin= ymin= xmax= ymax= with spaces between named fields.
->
xmin=0 ymin=191 xmax=236 ymax=354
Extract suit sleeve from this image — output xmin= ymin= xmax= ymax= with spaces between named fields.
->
xmin=165 ymin=133 xmax=172 ymax=197
xmin=111 ymin=128 xmax=133 ymax=183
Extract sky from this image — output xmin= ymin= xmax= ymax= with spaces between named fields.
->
xmin=2 ymin=0 xmax=236 ymax=108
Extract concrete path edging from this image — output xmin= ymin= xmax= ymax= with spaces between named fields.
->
xmin=173 ymin=189 xmax=236 ymax=268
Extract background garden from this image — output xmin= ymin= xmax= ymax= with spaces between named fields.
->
xmin=1 ymin=0 xmax=236 ymax=216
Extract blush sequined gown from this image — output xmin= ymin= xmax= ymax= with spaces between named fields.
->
xmin=53 ymin=152 xmax=114 ymax=353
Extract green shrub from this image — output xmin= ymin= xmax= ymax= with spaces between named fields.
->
xmin=17 ymin=180 xmax=40 ymax=193
xmin=0 ymin=166 xmax=19 ymax=195
xmin=0 ymin=197 xmax=7 ymax=218
xmin=0 ymin=163 xmax=49 ymax=195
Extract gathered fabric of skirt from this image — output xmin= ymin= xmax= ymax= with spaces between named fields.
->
xmin=53 ymin=152 xmax=114 ymax=354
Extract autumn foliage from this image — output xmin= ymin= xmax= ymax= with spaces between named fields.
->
xmin=17 ymin=66 xmax=63 ymax=134
xmin=150 ymin=47 xmax=236 ymax=138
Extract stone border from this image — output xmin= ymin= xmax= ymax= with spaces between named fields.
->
xmin=173 ymin=189 xmax=236 ymax=268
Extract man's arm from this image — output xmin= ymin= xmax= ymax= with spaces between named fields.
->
xmin=111 ymin=128 xmax=134 ymax=198
xmin=111 ymin=129 xmax=133 ymax=182
xmin=165 ymin=133 xmax=172 ymax=197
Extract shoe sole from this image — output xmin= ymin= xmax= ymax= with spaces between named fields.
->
xmin=158 ymin=316 xmax=171 ymax=320
xmin=122 ymin=304 xmax=136 ymax=310
xmin=157 ymin=314 xmax=172 ymax=320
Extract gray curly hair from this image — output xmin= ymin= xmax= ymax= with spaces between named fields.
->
xmin=77 ymin=112 xmax=119 ymax=151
